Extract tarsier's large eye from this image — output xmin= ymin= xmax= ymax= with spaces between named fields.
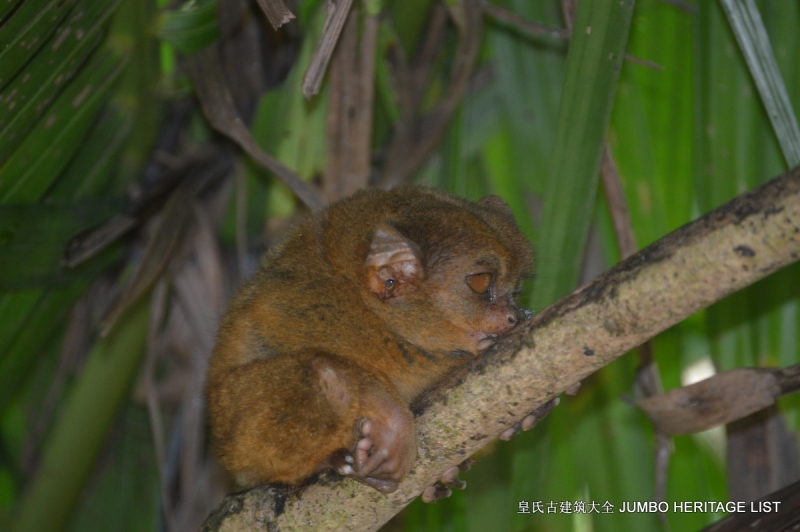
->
xmin=466 ymin=273 xmax=492 ymax=294
xmin=385 ymin=279 xmax=397 ymax=293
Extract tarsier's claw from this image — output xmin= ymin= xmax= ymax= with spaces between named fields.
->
xmin=440 ymin=466 xmax=460 ymax=484
xmin=458 ymin=459 xmax=476 ymax=472
xmin=499 ymin=422 xmax=521 ymax=441
xmin=533 ymin=397 xmax=559 ymax=419
xmin=565 ymin=381 xmax=582 ymax=396
xmin=500 ymin=397 xmax=561 ymax=440
xmin=439 ymin=465 xmax=467 ymax=489
xmin=520 ymin=414 xmax=537 ymax=431
xmin=444 ymin=478 xmax=467 ymax=490
xmin=422 ymin=484 xmax=452 ymax=503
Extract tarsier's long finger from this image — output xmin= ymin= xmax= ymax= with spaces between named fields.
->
xmin=529 ymin=396 xmax=560 ymax=422
xmin=357 ymin=444 xmax=388 ymax=478
xmin=353 ymin=433 xmax=374 ymax=471
xmin=422 ymin=484 xmax=452 ymax=503
xmin=358 ymin=476 xmax=399 ymax=493
xmin=439 ymin=465 xmax=467 ymax=490
xmin=440 ymin=466 xmax=459 ymax=484
xmin=458 ymin=459 xmax=476 ymax=472
xmin=354 ymin=419 xmax=387 ymax=475
xmin=499 ymin=422 xmax=522 ymax=441
xmin=499 ymin=397 xmax=561 ymax=440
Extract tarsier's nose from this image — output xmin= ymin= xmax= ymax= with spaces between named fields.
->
xmin=506 ymin=311 xmax=518 ymax=326
xmin=486 ymin=304 xmax=520 ymax=333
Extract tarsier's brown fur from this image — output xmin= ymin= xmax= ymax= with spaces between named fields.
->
xmin=206 ymin=186 xmax=533 ymax=493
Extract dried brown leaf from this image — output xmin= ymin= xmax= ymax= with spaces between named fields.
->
xmin=100 ymin=160 xmax=228 ymax=336
xmin=636 ymin=367 xmax=790 ymax=436
xmin=184 ymin=46 xmax=325 ymax=211
xmin=63 ymin=149 xmax=223 ymax=268
xmin=254 ymin=0 xmax=295 ymax=30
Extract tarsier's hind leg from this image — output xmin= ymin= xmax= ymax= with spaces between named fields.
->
xmin=208 ymin=351 xmax=416 ymax=491
xmin=208 ymin=352 xmax=359 ymax=487
xmin=314 ymin=353 xmax=417 ymax=492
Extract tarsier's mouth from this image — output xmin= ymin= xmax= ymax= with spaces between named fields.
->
xmin=475 ymin=333 xmax=499 ymax=351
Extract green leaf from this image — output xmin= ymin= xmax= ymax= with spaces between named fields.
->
xmin=0 ymin=200 xmax=121 ymax=289
xmin=0 ymin=0 xmax=119 ymax=164
xmin=0 ymin=0 xmax=80 ymax=89
xmin=0 ymin=289 xmax=45 ymax=359
xmin=534 ymin=0 xmax=635 ymax=309
xmin=719 ymin=0 xmax=800 ymax=168
xmin=0 ymin=284 xmax=85 ymax=412
xmin=610 ymin=0 xmax=695 ymax=245
xmin=157 ymin=0 xmax=219 ymax=55
xmin=487 ymin=0 xmax=566 ymax=200
xmin=248 ymin=2 xmax=328 ymax=216
xmin=0 ymin=0 xmax=25 ymax=24
xmin=10 ymin=298 xmax=150 ymax=532
xmin=0 ymin=47 xmax=126 ymax=203
xmin=67 ymin=405 xmax=159 ymax=532
xmin=695 ymin=1 xmax=790 ymax=372
xmin=46 ymin=105 xmax=134 ymax=201
xmin=375 ymin=21 xmax=402 ymax=125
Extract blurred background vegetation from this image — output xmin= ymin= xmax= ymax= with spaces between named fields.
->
xmin=0 ymin=0 xmax=798 ymax=530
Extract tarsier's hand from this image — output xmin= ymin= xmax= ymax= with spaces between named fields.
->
xmin=354 ymin=407 xmax=416 ymax=492
xmin=331 ymin=397 xmax=416 ymax=493
xmin=422 ymin=395 xmax=567 ymax=504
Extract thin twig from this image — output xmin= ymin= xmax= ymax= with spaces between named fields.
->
xmin=143 ymin=280 xmax=178 ymax=532
xmin=301 ymin=0 xmax=356 ymax=99
xmin=410 ymin=4 xmax=449 ymax=104
xmin=659 ymin=0 xmax=697 ymax=14
xmin=480 ymin=0 xmax=569 ymax=39
xmin=600 ymin=146 xmax=637 ymax=260
xmin=623 ymin=53 xmax=665 ymax=71
xmin=234 ymin=161 xmax=248 ymax=277
xmin=379 ymin=0 xmax=483 ymax=187
xmin=485 ymin=0 xmax=664 ymax=71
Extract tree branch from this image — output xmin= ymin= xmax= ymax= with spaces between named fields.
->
xmin=202 ymin=166 xmax=800 ymax=531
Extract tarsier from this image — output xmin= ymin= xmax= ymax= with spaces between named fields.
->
xmin=206 ymin=185 xmax=535 ymax=499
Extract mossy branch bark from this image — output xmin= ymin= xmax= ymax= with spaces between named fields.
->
xmin=202 ymin=166 xmax=800 ymax=531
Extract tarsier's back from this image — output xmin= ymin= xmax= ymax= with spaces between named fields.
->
xmin=207 ymin=185 xmax=533 ymax=493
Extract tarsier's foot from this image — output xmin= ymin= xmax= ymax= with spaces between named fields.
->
xmin=328 ymin=447 xmax=401 ymax=493
xmin=421 ymin=460 xmax=475 ymax=503
xmin=353 ymin=413 xmax=416 ymax=492
xmin=330 ymin=403 xmax=416 ymax=493
xmin=499 ymin=397 xmax=560 ymax=441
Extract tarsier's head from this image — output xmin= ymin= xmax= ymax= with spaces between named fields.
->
xmin=361 ymin=190 xmax=534 ymax=355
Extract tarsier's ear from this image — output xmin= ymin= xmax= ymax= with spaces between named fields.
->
xmin=364 ymin=223 xmax=424 ymax=299
xmin=476 ymin=195 xmax=516 ymax=224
